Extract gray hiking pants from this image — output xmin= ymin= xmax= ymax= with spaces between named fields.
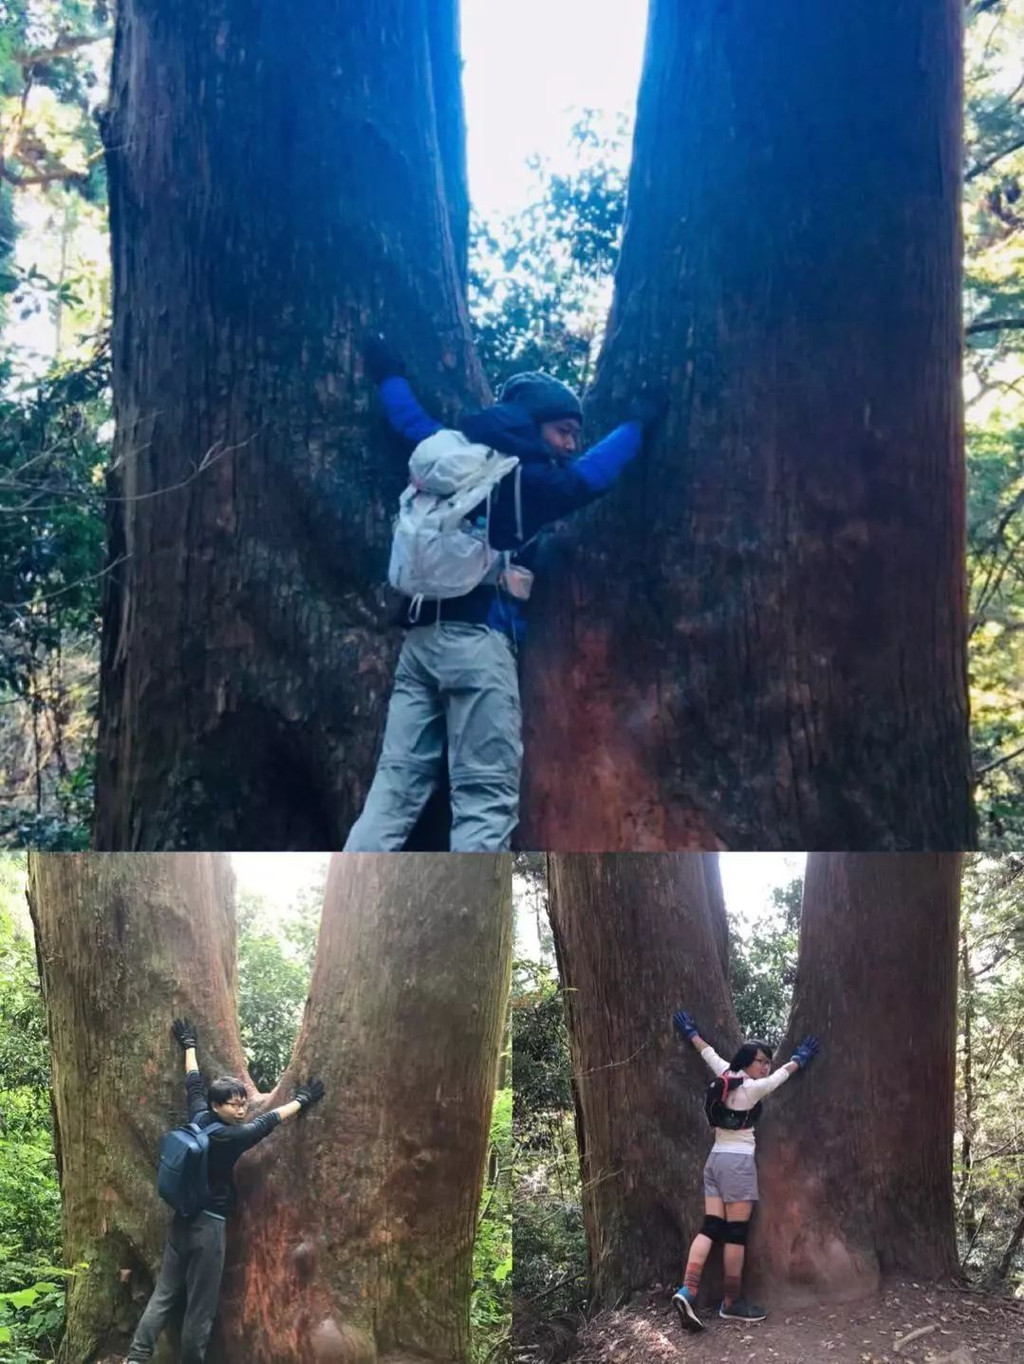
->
xmin=344 ymin=622 xmax=523 ymax=852
xmin=126 ymin=1212 xmax=226 ymax=1364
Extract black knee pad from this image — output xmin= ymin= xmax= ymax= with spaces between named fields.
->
xmin=723 ymin=1220 xmax=750 ymax=1245
xmin=700 ymin=1215 xmax=727 ymax=1242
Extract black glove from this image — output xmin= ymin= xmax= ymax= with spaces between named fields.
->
xmin=363 ymin=332 xmax=406 ymax=384
xmin=295 ymin=1077 xmax=325 ymax=1110
xmin=673 ymin=1009 xmax=699 ymax=1040
xmin=171 ymin=1017 xmax=197 ymax=1050
xmin=629 ymin=388 xmax=670 ymax=442
xmin=792 ymin=1035 xmax=820 ymax=1068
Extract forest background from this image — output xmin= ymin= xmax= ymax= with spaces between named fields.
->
xmin=0 ymin=0 xmax=1023 ymax=847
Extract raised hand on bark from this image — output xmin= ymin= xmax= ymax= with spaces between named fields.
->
xmin=363 ymin=332 xmax=406 ymax=384
xmin=673 ymin=1009 xmax=699 ymax=1040
xmin=792 ymin=1035 xmax=820 ymax=1068
xmin=171 ymin=1017 xmax=197 ymax=1050
xmin=295 ymin=1077 xmax=326 ymax=1110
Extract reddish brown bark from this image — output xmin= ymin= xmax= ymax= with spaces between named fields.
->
xmin=521 ymin=1 xmax=971 ymax=851
xmin=547 ymin=853 xmax=739 ymax=1307
xmin=28 ymin=852 xmax=511 ymax=1363
xmin=751 ymin=853 xmax=962 ymax=1305
xmin=95 ymin=0 xmax=483 ymax=850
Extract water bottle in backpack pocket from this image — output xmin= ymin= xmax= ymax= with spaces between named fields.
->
xmin=157 ymin=1121 xmax=226 ymax=1217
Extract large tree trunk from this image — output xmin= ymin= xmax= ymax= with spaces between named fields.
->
xmin=547 ymin=853 xmax=739 ymax=1308
xmin=224 ymin=854 xmax=512 ymax=1363
xmin=28 ymin=854 xmax=249 ymax=1362
xmin=751 ymin=853 xmax=962 ymax=1305
xmin=521 ymin=1 xmax=972 ymax=850
xmin=95 ymin=0 xmax=483 ymax=850
xmin=29 ymin=852 xmax=511 ymax=1364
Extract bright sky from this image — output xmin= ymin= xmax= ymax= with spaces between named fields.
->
xmin=515 ymin=853 xmax=807 ymax=962
xmin=232 ymin=853 xmax=329 ymax=920
xmin=461 ymin=0 xmax=648 ymax=216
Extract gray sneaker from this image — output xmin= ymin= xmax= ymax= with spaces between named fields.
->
xmin=719 ymin=1298 xmax=767 ymax=1322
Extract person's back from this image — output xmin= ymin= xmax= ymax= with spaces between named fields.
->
xmin=344 ymin=338 xmax=668 ymax=853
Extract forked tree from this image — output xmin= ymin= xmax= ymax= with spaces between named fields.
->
xmin=29 ymin=852 xmax=511 ymax=1363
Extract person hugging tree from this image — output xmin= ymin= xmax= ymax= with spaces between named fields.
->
xmin=669 ymin=1008 xmax=820 ymax=1330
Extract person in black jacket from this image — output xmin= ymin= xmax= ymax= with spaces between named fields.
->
xmin=125 ymin=1018 xmax=324 ymax=1364
xmin=344 ymin=336 xmax=668 ymax=853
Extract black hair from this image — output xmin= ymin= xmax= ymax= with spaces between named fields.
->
xmin=729 ymin=1040 xmax=774 ymax=1071
xmin=207 ymin=1076 xmax=247 ymax=1106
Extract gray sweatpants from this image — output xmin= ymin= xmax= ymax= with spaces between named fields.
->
xmin=344 ymin=622 xmax=523 ymax=852
xmin=126 ymin=1212 xmax=226 ymax=1364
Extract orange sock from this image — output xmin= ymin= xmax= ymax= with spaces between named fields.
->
xmin=682 ymin=1263 xmax=702 ymax=1295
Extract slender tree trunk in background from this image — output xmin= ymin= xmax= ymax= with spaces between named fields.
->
xmin=95 ymin=0 xmax=483 ymax=850
xmin=547 ymin=853 xmax=739 ymax=1308
xmin=521 ymin=0 xmax=972 ymax=851
xmin=29 ymin=852 xmax=511 ymax=1363
xmin=28 ymin=853 xmax=247 ymax=1363
xmin=959 ymin=925 xmax=978 ymax=1259
xmin=751 ymin=853 xmax=962 ymax=1305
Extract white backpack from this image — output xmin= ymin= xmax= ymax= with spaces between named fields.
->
xmin=388 ymin=428 xmax=522 ymax=607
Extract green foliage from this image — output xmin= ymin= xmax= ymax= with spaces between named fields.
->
xmin=963 ymin=1 xmax=1024 ymax=844
xmin=471 ymin=1085 xmax=512 ymax=1363
xmin=235 ymin=888 xmax=318 ymax=1091
xmin=0 ymin=343 xmax=110 ymax=849
xmin=0 ymin=855 xmax=62 ymax=1361
xmin=956 ymin=855 xmax=1024 ymax=1290
xmin=468 ymin=110 xmax=628 ymax=394
xmin=510 ymin=959 xmax=587 ymax=1328
xmin=0 ymin=1266 xmax=82 ymax=1364
xmin=728 ymin=879 xmax=802 ymax=1045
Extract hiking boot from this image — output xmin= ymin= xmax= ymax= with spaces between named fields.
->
xmin=672 ymin=1286 xmax=704 ymax=1332
xmin=719 ymin=1297 xmax=767 ymax=1322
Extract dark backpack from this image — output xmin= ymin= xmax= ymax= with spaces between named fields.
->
xmin=704 ymin=1073 xmax=763 ymax=1131
xmin=157 ymin=1120 xmax=226 ymax=1217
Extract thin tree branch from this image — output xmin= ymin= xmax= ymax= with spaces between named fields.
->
xmin=976 ymin=742 xmax=1024 ymax=777
xmin=965 ymin=135 xmax=1024 ymax=183
xmin=966 ymin=316 xmax=1024 ymax=336
xmin=1 ymin=554 xmax=129 ymax=610
xmin=12 ymin=34 xmax=110 ymax=67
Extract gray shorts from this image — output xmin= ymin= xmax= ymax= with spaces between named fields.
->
xmin=703 ymin=1149 xmax=759 ymax=1203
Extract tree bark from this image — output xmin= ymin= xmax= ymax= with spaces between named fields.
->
xmin=751 ymin=853 xmax=962 ymax=1305
xmin=29 ymin=851 xmax=511 ymax=1363
xmin=547 ymin=853 xmax=739 ymax=1308
xmin=28 ymin=853 xmax=248 ymax=1363
xmin=521 ymin=1 xmax=972 ymax=851
xmin=95 ymin=0 xmax=483 ymax=850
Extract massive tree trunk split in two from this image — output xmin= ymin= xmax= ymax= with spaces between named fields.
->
xmin=548 ymin=852 xmax=961 ymax=1309
xmin=29 ymin=853 xmax=511 ymax=1363
xmin=93 ymin=0 xmax=972 ymax=851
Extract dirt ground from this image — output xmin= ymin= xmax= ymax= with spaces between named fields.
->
xmin=516 ymin=1279 xmax=1024 ymax=1364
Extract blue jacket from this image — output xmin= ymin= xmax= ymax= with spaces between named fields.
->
xmin=379 ymin=376 xmax=642 ymax=641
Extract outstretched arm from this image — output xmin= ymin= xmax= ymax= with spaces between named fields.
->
xmin=269 ymin=1076 xmax=326 ymax=1127
xmin=364 ymin=333 xmax=442 ymax=443
xmin=172 ymin=1018 xmax=206 ymax=1116
xmin=377 ymin=376 xmax=443 ymax=444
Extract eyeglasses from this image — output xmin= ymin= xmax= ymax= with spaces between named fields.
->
xmin=222 ymin=1097 xmax=248 ymax=1109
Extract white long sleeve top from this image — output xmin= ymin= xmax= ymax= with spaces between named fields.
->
xmin=701 ymin=1044 xmax=792 ymax=1153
